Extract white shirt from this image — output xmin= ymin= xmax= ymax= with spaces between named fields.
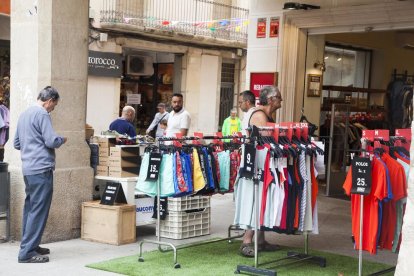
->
xmin=166 ymin=108 xmax=191 ymax=137
xmin=242 ymin=107 xmax=256 ymax=135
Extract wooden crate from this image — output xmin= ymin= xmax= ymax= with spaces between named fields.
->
xmin=81 ymin=201 xmax=136 ymax=245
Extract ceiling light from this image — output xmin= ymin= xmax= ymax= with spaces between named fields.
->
xmin=324 ymin=56 xmax=329 ymax=60
xmin=283 ymin=2 xmax=320 ymax=10
xmin=337 ymin=57 xmax=342 ymax=61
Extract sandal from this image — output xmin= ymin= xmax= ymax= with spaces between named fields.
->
xmin=239 ymin=243 xmax=255 ymax=258
xmin=18 ymin=255 xmax=49 ymax=263
xmin=258 ymin=241 xmax=280 ymax=252
xmin=35 ymin=246 xmax=50 ymax=255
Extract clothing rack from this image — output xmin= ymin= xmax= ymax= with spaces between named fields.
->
xmin=138 ymin=134 xmax=246 ymax=269
xmin=358 ymin=132 xmax=409 ymax=276
xmin=235 ymin=125 xmax=326 ymax=276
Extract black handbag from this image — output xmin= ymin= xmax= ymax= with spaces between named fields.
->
xmin=148 ymin=113 xmax=167 ymax=138
xmin=148 ymin=125 xmax=158 ymax=138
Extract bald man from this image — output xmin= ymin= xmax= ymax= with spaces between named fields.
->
xmin=109 ymin=105 xmax=137 ymax=137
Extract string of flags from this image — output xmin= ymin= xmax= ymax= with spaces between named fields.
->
xmin=121 ymin=16 xmax=249 ymax=32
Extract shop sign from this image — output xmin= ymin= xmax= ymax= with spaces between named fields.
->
xmin=88 ymin=50 xmax=123 ymax=77
xmin=250 ymin=72 xmax=278 ymax=98
xmin=351 ymin=157 xmax=372 ymax=195
xmin=269 ymin=17 xmax=279 ymax=38
xmin=240 ymin=143 xmax=256 ymax=180
xmin=256 ymin=18 xmax=267 ymax=38
xmin=100 ymin=182 xmax=127 ymax=205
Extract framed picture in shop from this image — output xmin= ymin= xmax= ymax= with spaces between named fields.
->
xmin=307 ymin=74 xmax=323 ymax=97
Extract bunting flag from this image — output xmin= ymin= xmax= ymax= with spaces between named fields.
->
xmin=121 ymin=16 xmax=249 ymax=32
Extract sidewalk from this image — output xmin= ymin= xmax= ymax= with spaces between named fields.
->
xmin=0 ymin=194 xmax=398 ymax=275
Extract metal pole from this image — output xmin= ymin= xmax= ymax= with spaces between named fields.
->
xmin=359 ymin=194 xmax=364 ymax=276
xmin=254 ymin=176 xmax=259 ymax=267
xmin=326 ymin=104 xmax=335 ymax=196
xmin=304 ymin=232 xmax=309 ymax=255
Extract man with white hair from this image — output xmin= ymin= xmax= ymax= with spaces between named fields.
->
xmin=109 ymin=105 xmax=136 ymax=137
xmin=238 ymin=85 xmax=283 ymax=258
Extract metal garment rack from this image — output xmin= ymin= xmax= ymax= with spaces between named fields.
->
xmin=235 ymin=126 xmax=326 ymax=276
xmin=138 ymin=135 xmax=246 ymax=269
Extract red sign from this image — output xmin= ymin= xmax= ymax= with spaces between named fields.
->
xmin=269 ymin=17 xmax=279 ymax=38
xmin=250 ymin=72 xmax=277 ymax=98
xmin=257 ymin=18 xmax=267 ymax=38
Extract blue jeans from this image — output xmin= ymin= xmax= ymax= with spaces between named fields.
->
xmin=18 ymin=170 xmax=53 ymax=261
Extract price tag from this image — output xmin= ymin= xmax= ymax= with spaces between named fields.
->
xmin=100 ymin=182 xmax=127 ymax=205
xmin=351 ymin=157 xmax=372 ymax=195
xmin=240 ymin=144 xmax=256 ymax=179
xmin=146 ymin=152 xmax=162 ymax=181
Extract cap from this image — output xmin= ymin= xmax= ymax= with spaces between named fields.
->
xmin=157 ymin=103 xmax=166 ymax=108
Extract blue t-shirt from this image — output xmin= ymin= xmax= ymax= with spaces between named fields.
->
xmin=109 ymin=118 xmax=136 ymax=137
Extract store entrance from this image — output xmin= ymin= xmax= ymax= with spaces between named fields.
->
xmin=121 ymin=49 xmax=178 ymax=135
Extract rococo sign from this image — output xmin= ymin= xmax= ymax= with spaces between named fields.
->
xmin=88 ymin=50 xmax=123 ymax=77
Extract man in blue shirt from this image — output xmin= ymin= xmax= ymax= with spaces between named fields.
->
xmin=109 ymin=105 xmax=136 ymax=137
xmin=14 ymin=86 xmax=67 ymax=263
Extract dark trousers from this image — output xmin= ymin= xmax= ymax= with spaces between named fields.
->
xmin=18 ymin=170 xmax=53 ymax=261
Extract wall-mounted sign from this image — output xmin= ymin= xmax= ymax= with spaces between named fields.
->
xmin=88 ymin=50 xmax=123 ymax=77
xmin=269 ymin=17 xmax=279 ymax=38
xmin=127 ymin=94 xmax=141 ymax=105
xmin=256 ymin=18 xmax=267 ymax=38
xmin=307 ymin=74 xmax=323 ymax=97
xmin=250 ymin=72 xmax=278 ymax=98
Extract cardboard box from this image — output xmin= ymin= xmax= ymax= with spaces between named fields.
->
xmin=110 ymin=146 xmax=140 ymax=157
xmin=98 ymin=156 xmax=109 ymax=166
xmin=108 ymin=166 xmax=139 ymax=178
xmin=99 ymin=147 xmax=109 ymax=157
xmin=96 ymin=165 xmax=108 ymax=176
xmin=98 ymin=137 xmax=116 ymax=148
xmin=135 ymin=196 xmax=155 ymax=226
xmin=81 ymin=201 xmax=136 ymax=245
xmin=108 ymin=156 xmax=140 ymax=167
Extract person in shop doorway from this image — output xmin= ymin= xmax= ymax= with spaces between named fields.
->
xmin=166 ymin=93 xmax=191 ymax=136
xmin=238 ymin=90 xmax=256 ymax=135
xmin=14 ymin=86 xmax=67 ymax=263
xmin=109 ymin=105 xmax=136 ymax=138
xmin=146 ymin=102 xmax=169 ymax=138
xmin=222 ymin=108 xmax=241 ymax=136
xmin=239 ymin=85 xmax=283 ymax=258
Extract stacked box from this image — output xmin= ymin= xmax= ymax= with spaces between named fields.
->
xmin=158 ymin=196 xmax=211 ymax=240
xmin=96 ymin=137 xmax=116 ymax=176
xmin=108 ymin=146 xmax=141 ymax=178
xmin=81 ymin=201 xmax=136 ymax=245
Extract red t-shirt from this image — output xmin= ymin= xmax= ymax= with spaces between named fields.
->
xmin=343 ymin=157 xmax=388 ymax=254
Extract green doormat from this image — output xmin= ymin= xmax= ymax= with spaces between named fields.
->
xmin=86 ymin=240 xmax=392 ymax=276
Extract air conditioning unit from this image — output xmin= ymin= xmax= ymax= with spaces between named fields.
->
xmin=126 ymin=55 xmax=154 ymax=76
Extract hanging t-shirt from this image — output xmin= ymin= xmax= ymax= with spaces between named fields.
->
xmin=378 ymin=153 xmax=407 ymax=250
xmin=392 ymin=158 xmax=409 ymax=252
xmin=343 ymin=157 xmax=388 ymax=254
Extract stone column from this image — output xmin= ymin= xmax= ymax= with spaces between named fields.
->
xmin=7 ymin=0 xmax=93 ymax=242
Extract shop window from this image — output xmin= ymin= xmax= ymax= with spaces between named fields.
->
xmin=323 ymin=44 xmax=371 ymax=87
xmin=218 ymin=63 xmax=235 ymax=130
